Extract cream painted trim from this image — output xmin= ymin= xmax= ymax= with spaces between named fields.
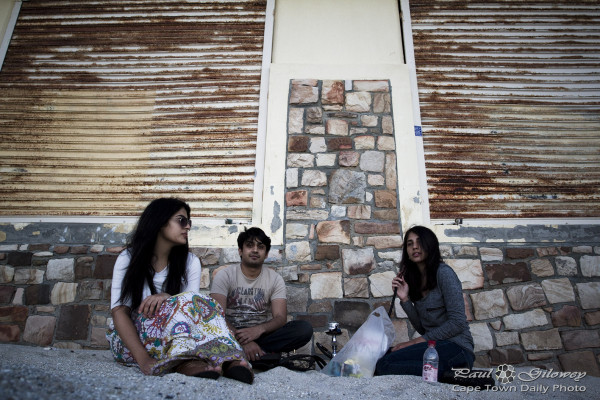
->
xmin=0 ymin=0 xmax=21 ymax=71
xmin=263 ymin=63 xmax=423 ymax=242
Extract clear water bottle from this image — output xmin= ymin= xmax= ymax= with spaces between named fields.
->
xmin=422 ymin=340 xmax=439 ymax=382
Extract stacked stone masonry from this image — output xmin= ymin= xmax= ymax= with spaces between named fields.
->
xmin=0 ymin=79 xmax=599 ymax=377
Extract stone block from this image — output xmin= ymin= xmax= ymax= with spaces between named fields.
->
xmin=13 ymin=269 xmax=44 ymax=284
xmin=354 ymin=135 xmax=375 ymax=149
xmin=288 ymin=107 xmax=303 ymax=134
xmin=190 ymin=248 xmax=221 ymax=266
xmin=503 ymin=309 xmax=549 ymax=330
xmin=287 ymin=209 xmax=330 ymax=221
xmin=359 ymin=151 xmax=385 ymax=173
xmin=354 ymin=80 xmax=389 ymax=92
xmin=560 ymin=329 xmax=600 ymax=351
xmin=365 ymin=235 xmax=403 ymax=249
xmin=0 ymin=285 xmax=15 ymax=303
xmin=0 ymin=325 xmax=20 ymax=342
xmin=489 ymin=348 xmax=524 ymax=365
xmin=75 ymin=257 xmax=93 ymax=280
xmin=551 ymin=305 xmax=581 ymax=327
xmin=286 ymin=223 xmax=309 ymax=240
xmin=200 ymin=268 xmax=210 ymax=289
xmin=345 ymin=92 xmax=371 ymax=112
xmin=107 ymin=246 xmax=125 ymax=254
xmin=506 ymin=248 xmax=535 ymax=259
xmin=90 ymin=245 xmax=104 ymax=253
xmin=470 ymin=289 xmax=508 ymax=320
xmin=521 ymin=328 xmax=562 ymax=350
xmin=480 ymin=248 xmax=503 ymax=262
xmin=446 ymin=259 xmax=484 ymax=290
xmin=372 ymin=209 xmax=398 ymax=220
xmin=347 ymin=205 xmax=371 ymax=220
xmin=558 ymin=351 xmax=600 ymax=377
xmin=382 ymin=115 xmax=394 ymax=134
xmin=288 ymin=136 xmax=309 ymax=152
xmin=70 ymin=245 xmax=88 ymax=255
xmin=306 ymin=106 xmax=322 ymax=123
xmin=316 ymin=153 xmax=336 ymax=167
xmin=333 ymin=300 xmax=371 ymax=331
xmin=94 ymin=254 xmax=117 ymax=279
xmin=339 ymin=151 xmax=360 ymax=167
xmin=287 ymin=153 xmax=314 ymax=168
xmin=308 ymin=300 xmax=333 ymax=314
xmin=470 ymin=322 xmax=494 ymax=352
xmin=79 ymin=280 xmax=104 ymax=300
xmin=53 ymin=245 xmax=69 ymax=254
xmin=310 ymin=272 xmax=342 ymax=300
xmin=374 ymin=190 xmax=397 ymax=208
xmin=24 ymin=284 xmax=51 ymax=305
xmin=287 ymin=285 xmax=308 ymax=313
xmin=576 ymin=282 xmax=600 ymax=309
xmin=326 ymin=119 xmax=349 ymax=136
xmin=23 ymin=315 xmax=55 ymax=346
xmin=342 ymin=248 xmax=375 ymax=275
xmin=327 ymin=137 xmax=353 ymax=151
xmin=541 ymin=278 xmax=575 ymax=303
xmin=321 ymin=80 xmax=344 ymax=104
xmin=495 ymin=331 xmax=519 ymax=347
xmin=367 ymin=174 xmax=385 ymax=186
xmin=328 ymin=169 xmax=366 ymax=204
xmin=12 ymin=288 xmax=23 ymax=305
xmin=527 ymin=353 xmax=553 ymax=361
xmin=343 ymin=277 xmax=369 ymax=298
xmin=581 ymin=255 xmax=600 ymax=277
xmin=29 ymin=244 xmax=51 ymax=252
xmin=584 ymin=310 xmax=600 ymax=325
xmin=485 ymin=262 xmax=531 ymax=285
xmin=91 ymin=326 xmax=109 ymax=348
xmin=296 ymin=314 xmax=328 ymax=329
xmin=530 ymin=258 xmax=554 ymax=277
xmin=290 ymin=83 xmax=318 ymax=104
xmin=301 ymin=170 xmax=327 ymax=186
xmin=555 ymin=256 xmax=578 ymax=276
xmin=315 ymin=245 xmax=339 ymax=261
xmin=56 ymin=304 xmax=91 ymax=340
xmin=0 ymin=265 xmax=14 ymax=283
xmin=354 ymin=222 xmax=400 ymax=235
xmin=47 ymin=258 xmax=75 ymax=281
xmin=286 ymin=190 xmax=308 ymax=206
xmin=537 ymin=247 xmax=558 ymax=257
xmin=7 ymin=251 xmax=32 ymax=266
xmin=369 ymin=271 xmax=395 ymax=298
xmin=506 ymin=283 xmax=547 ymax=311
xmin=309 ymin=137 xmax=326 ymax=153
xmin=285 ymin=241 xmax=311 ymax=263
xmin=316 ymin=220 xmax=350 ymax=244
xmin=51 ymin=282 xmax=78 ymax=304
xmin=309 ymin=195 xmax=326 ymax=208
xmin=0 ymin=305 xmax=28 ymax=323
xmin=286 ymin=168 xmax=298 ymax=187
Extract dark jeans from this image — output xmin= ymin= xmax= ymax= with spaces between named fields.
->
xmin=375 ymin=340 xmax=474 ymax=378
xmin=254 ymin=320 xmax=313 ymax=354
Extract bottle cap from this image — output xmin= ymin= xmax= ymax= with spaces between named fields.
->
xmin=428 ymin=340 xmax=436 ymax=346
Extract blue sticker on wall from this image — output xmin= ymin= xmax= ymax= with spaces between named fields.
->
xmin=414 ymin=126 xmax=422 ymax=136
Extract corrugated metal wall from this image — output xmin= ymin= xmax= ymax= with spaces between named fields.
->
xmin=0 ymin=0 xmax=267 ymax=219
xmin=408 ymin=0 xmax=600 ymax=219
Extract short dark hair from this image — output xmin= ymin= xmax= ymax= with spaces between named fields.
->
xmin=237 ymin=227 xmax=271 ymax=253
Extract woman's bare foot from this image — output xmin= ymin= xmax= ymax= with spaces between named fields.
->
xmin=175 ymin=360 xmax=222 ymax=380
xmin=223 ymin=360 xmax=254 ymax=384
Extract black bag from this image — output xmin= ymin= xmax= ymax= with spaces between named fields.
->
xmin=253 ymin=353 xmax=327 ymax=372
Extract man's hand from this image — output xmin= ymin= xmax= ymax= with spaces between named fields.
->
xmin=242 ymin=341 xmax=265 ymax=362
xmin=235 ymin=325 xmax=264 ymax=345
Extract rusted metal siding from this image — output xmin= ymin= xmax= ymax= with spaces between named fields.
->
xmin=0 ymin=0 xmax=267 ymax=219
xmin=408 ymin=0 xmax=600 ymax=219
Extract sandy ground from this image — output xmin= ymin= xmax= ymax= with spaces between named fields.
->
xmin=0 ymin=344 xmax=597 ymax=400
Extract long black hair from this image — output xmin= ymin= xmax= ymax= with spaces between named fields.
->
xmin=119 ymin=198 xmax=191 ymax=311
xmin=400 ymin=225 xmax=442 ymax=302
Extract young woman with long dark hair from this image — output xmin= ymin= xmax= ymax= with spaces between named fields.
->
xmin=375 ymin=225 xmax=474 ymax=379
xmin=106 ymin=198 xmax=253 ymax=383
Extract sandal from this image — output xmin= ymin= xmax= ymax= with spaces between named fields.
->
xmin=175 ymin=360 xmax=221 ymax=380
xmin=223 ymin=361 xmax=254 ymax=384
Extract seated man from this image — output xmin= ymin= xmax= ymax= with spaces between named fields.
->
xmin=210 ymin=227 xmax=313 ymax=364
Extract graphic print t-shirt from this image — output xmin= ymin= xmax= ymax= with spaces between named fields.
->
xmin=211 ymin=264 xmax=286 ymax=328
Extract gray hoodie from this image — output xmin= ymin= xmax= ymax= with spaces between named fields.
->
xmin=400 ymin=263 xmax=474 ymax=354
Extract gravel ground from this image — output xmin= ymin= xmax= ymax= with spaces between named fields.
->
xmin=0 ymin=344 xmax=597 ymax=400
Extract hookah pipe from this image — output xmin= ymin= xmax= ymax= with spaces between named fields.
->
xmin=387 ymin=264 xmax=406 ymax=317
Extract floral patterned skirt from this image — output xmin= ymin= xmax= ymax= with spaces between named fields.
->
xmin=106 ymin=291 xmax=246 ymax=375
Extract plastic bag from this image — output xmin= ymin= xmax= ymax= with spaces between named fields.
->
xmin=320 ymin=306 xmax=395 ymax=378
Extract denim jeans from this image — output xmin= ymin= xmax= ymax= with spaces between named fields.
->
xmin=254 ymin=320 xmax=313 ymax=353
xmin=375 ymin=340 xmax=474 ymax=378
